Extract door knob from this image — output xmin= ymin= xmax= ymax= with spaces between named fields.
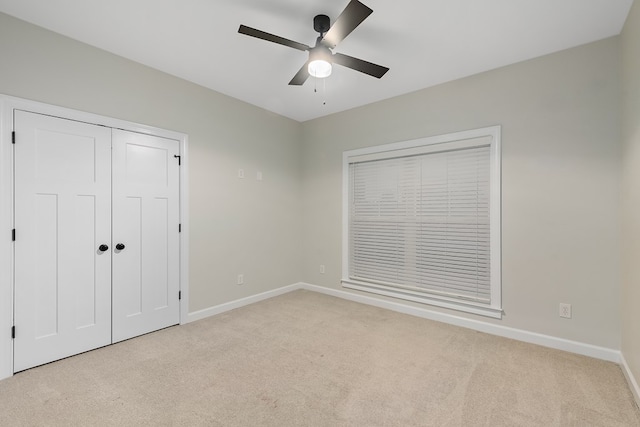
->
xmin=115 ymin=243 xmax=125 ymax=250
xmin=98 ymin=244 xmax=109 ymax=251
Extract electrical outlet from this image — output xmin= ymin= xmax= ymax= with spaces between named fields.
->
xmin=256 ymin=171 xmax=263 ymax=181
xmin=320 ymin=265 xmax=325 ymax=274
xmin=238 ymin=169 xmax=245 ymax=179
xmin=559 ymin=303 xmax=572 ymax=319
xmin=237 ymin=274 xmax=244 ymax=285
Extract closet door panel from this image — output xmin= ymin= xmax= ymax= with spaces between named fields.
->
xmin=111 ymin=129 xmax=180 ymax=343
xmin=13 ymin=111 xmax=112 ymax=372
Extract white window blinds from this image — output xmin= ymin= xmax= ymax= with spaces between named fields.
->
xmin=343 ymin=127 xmax=501 ymax=318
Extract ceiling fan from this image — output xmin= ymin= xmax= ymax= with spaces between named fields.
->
xmin=238 ymin=0 xmax=389 ymax=86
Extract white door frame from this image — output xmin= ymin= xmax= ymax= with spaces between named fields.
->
xmin=0 ymin=94 xmax=190 ymax=381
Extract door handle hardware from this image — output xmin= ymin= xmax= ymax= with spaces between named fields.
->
xmin=115 ymin=243 xmax=125 ymax=251
xmin=98 ymin=244 xmax=109 ymax=252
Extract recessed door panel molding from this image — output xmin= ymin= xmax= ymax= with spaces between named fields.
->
xmin=13 ymin=111 xmax=113 ymax=372
xmin=111 ymin=129 xmax=180 ymax=343
xmin=73 ymin=194 xmax=99 ymax=329
xmin=35 ymin=129 xmax=97 ymax=184
xmin=147 ymin=197 xmax=170 ymax=310
xmin=34 ymin=193 xmax=58 ymax=339
xmin=125 ymin=143 xmax=169 ymax=186
xmin=120 ymin=196 xmax=143 ymax=318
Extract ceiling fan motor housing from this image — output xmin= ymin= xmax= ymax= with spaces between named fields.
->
xmin=314 ymin=14 xmax=331 ymax=34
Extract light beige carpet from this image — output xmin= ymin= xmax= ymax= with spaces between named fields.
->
xmin=0 ymin=289 xmax=638 ymax=426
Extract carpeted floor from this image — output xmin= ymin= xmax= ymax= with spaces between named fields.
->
xmin=0 ymin=289 xmax=638 ymax=426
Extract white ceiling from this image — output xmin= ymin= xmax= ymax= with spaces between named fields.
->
xmin=0 ymin=0 xmax=633 ymax=122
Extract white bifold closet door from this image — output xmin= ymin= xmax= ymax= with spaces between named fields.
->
xmin=13 ymin=111 xmax=180 ymax=372
xmin=111 ymin=129 xmax=180 ymax=343
xmin=13 ymin=111 xmax=112 ymax=372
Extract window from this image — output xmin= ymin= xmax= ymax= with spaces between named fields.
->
xmin=342 ymin=127 xmax=501 ymax=318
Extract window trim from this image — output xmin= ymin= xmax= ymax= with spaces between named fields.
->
xmin=342 ymin=126 xmax=502 ymax=319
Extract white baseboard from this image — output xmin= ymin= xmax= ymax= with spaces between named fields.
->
xmin=184 ymin=282 xmax=620 ymax=363
xmin=296 ymin=282 xmax=621 ymax=363
xmin=185 ymin=284 xmax=300 ymax=323
xmin=621 ymin=353 xmax=640 ymax=407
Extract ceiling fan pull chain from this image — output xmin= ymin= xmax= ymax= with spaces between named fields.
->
xmin=323 ymin=78 xmax=327 ymax=106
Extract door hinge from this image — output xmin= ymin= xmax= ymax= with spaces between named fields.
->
xmin=178 ymin=291 xmax=182 ymax=300
xmin=12 ymin=131 xmax=15 ymax=144
xmin=11 ymin=229 xmax=15 ymax=241
xmin=178 ymin=223 xmax=181 ymax=233
xmin=11 ymin=326 xmax=15 ymax=339
xmin=174 ymin=154 xmax=181 ymax=165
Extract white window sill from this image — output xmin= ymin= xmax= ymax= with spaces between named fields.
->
xmin=342 ymin=279 xmax=503 ymax=319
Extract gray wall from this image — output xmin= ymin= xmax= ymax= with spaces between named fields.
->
xmin=621 ymin=0 xmax=640 ymax=388
xmin=301 ymin=38 xmax=621 ymax=349
xmin=0 ymin=12 xmax=303 ymax=313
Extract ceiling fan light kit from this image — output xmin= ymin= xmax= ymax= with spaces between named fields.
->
xmin=308 ymin=46 xmax=333 ymax=78
xmin=238 ymin=0 xmax=388 ymax=86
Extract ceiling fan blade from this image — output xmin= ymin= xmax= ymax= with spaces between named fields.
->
xmin=289 ymin=61 xmax=310 ymax=85
xmin=321 ymin=0 xmax=373 ymax=48
xmin=238 ymin=25 xmax=310 ymax=51
xmin=332 ymin=53 xmax=389 ymax=78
